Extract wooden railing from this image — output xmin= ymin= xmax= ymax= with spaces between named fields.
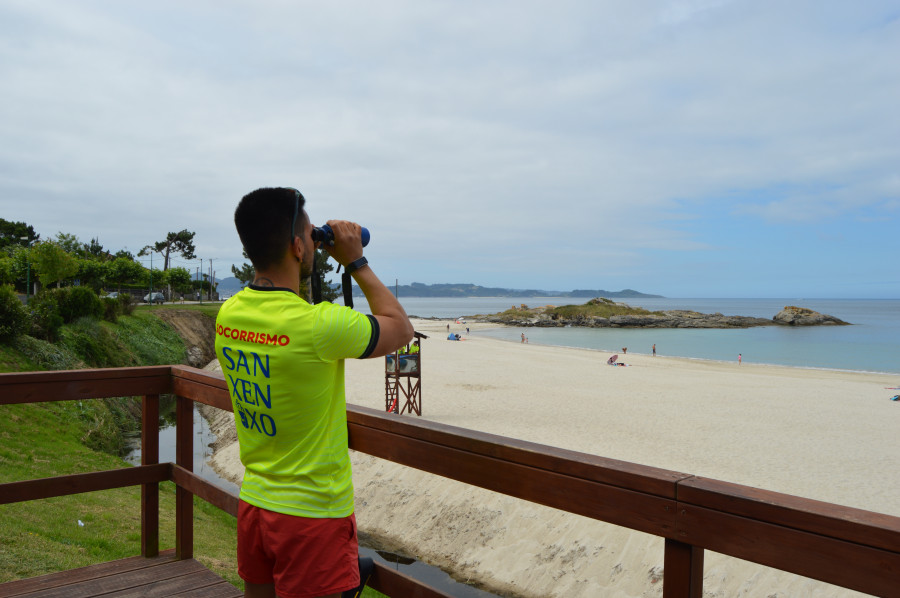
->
xmin=1 ymin=365 xmax=899 ymax=597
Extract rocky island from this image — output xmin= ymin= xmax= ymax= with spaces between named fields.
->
xmin=473 ymin=298 xmax=849 ymax=329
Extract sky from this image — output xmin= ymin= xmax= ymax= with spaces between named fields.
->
xmin=1 ymin=1 xmax=898 ymax=298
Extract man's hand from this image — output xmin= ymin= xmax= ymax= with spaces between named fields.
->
xmin=318 ymin=220 xmax=364 ymax=267
xmin=315 ymin=218 xmax=413 ymax=356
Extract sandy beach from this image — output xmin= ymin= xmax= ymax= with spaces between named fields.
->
xmin=205 ymin=318 xmax=900 ymax=597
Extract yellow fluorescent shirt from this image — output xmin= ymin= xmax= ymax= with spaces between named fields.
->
xmin=215 ymin=287 xmax=376 ymax=518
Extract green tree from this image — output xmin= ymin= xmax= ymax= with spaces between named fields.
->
xmin=83 ymin=237 xmax=110 ymax=260
xmin=149 ymin=268 xmax=167 ymax=292
xmin=231 ymin=262 xmax=254 ymax=287
xmin=192 ymin=277 xmax=210 ymax=295
xmin=5 ymin=247 xmax=32 ymax=291
xmin=107 ymin=257 xmax=145 ymax=291
xmin=77 ymin=259 xmax=110 ymax=293
xmin=167 ymin=266 xmax=192 ymax=295
xmin=0 ymin=219 xmax=39 ymax=252
xmin=29 ymin=241 xmax=79 ymax=288
xmin=231 ymin=249 xmax=254 ymax=288
xmin=139 ymin=230 xmax=196 ymax=271
xmin=317 ymin=251 xmax=340 ymax=302
xmin=54 ymin=232 xmax=83 ymax=255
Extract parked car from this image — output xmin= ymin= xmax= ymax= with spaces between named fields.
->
xmin=143 ymin=292 xmax=165 ymax=304
xmin=106 ymin=292 xmax=119 ymax=299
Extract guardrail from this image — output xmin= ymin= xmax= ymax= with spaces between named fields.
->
xmin=1 ymin=366 xmax=898 ymax=597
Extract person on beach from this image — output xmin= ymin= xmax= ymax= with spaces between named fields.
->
xmin=215 ymin=187 xmax=413 ymax=598
xmin=652 ymin=344 xmax=656 ymax=357
xmin=738 ymin=353 xmax=742 ymax=365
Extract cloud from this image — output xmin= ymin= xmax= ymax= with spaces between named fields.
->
xmin=0 ymin=1 xmax=897 ymax=296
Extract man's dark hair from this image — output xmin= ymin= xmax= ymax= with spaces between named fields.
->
xmin=234 ymin=187 xmax=305 ymax=270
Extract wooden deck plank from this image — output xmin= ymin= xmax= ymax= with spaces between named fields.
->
xmin=0 ymin=558 xmax=237 ymax=598
xmin=0 ymin=557 xmax=243 ymax=598
xmin=10 ymin=560 xmax=205 ymax=598
xmin=0 ymin=551 xmax=176 ymax=597
xmin=169 ymin=582 xmax=244 ymax=598
xmin=104 ymin=568 xmax=225 ymax=597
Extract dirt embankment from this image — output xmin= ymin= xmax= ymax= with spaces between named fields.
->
xmin=152 ymin=309 xmax=217 ymax=367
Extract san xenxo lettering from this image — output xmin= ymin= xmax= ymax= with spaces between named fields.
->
xmin=220 ymin=346 xmax=277 ymax=437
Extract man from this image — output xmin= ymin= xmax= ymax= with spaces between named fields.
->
xmin=215 ymin=187 xmax=414 ymax=598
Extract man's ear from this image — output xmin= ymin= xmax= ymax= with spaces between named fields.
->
xmin=289 ymin=235 xmax=304 ymax=263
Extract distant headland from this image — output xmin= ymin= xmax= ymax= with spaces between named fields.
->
xmin=352 ymin=282 xmax=664 ymax=299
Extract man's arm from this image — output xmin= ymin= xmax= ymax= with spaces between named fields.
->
xmin=351 ymin=264 xmax=414 ymax=358
xmin=320 ymin=219 xmax=414 ymax=357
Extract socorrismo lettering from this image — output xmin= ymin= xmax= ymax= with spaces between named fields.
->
xmin=216 ymin=324 xmax=289 ymax=347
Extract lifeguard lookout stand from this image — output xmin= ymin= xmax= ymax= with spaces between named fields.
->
xmin=385 ymin=331 xmax=427 ymax=415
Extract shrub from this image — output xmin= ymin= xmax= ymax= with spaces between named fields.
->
xmin=118 ymin=293 xmax=135 ymax=315
xmin=101 ymin=297 xmax=119 ymax=323
xmin=56 ymin=286 xmax=103 ymax=323
xmin=29 ymin=290 xmax=63 ymax=341
xmin=0 ymin=284 xmax=30 ymax=342
xmin=16 ymin=334 xmax=84 ymax=370
xmin=59 ymin=317 xmax=132 ymax=368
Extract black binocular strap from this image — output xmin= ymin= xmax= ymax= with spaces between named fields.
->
xmin=342 ymin=271 xmax=354 ymax=309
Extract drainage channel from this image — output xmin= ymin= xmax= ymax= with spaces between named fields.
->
xmin=358 ymin=545 xmax=499 ymax=597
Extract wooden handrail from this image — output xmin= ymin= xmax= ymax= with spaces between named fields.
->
xmin=0 ymin=464 xmax=170 ymax=504
xmin=0 ymin=366 xmax=172 ymax=404
xmin=1 ymin=366 xmax=898 ymax=598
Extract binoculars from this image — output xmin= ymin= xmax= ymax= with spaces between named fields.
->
xmin=311 ymin=224 xmax=370 ymax=247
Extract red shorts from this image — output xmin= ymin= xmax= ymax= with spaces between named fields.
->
xmin=237 ymin=500 xmax=359 ymax=598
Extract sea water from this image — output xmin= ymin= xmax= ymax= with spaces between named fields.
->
xmin=347 ymin=297 xmax=900 ymax=375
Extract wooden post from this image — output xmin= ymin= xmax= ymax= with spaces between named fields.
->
xmin=175 ymin=396 xmax=193 ymax=560
xmin=663 ymin=539 xmax=704 ymax=598
xmin=140 ymin=394 xmax=159 ymax=557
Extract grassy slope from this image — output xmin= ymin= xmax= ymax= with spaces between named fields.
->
xmin=0 ymin=401 xmax=238 ymax=586
xmin=0 ymin=305 xmax=239 ymax=587
xmin=0 ymin=304 xmax=385 ymax=597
